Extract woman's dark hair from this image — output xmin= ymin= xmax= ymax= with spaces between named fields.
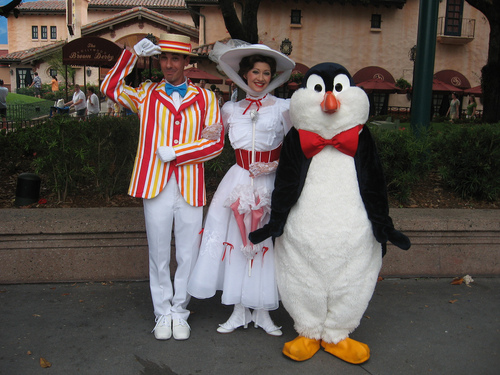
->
xmin=238 ymin=54 xmax=276 ymax=81
xmin=52 ymin=76 xmax=57 ymax=80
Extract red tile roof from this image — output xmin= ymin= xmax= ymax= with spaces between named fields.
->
xmin=0 ymin=40 xmax=66 ymax=63
xmin=90 ymin=0 xmax=186 ymax=7
xmin=17 ymin=0 xmax=66 ymax=11
xmin=17 ymin=0 xmax=187 ymax=11
xmin=82 ymin=6 xmax=198 ymax=37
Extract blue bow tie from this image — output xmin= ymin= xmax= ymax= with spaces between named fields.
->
xmin=165 ymin=82 xmax=187 ymax=97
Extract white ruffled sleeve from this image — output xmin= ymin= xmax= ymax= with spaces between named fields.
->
xmin=221 ymin=100 xmax=236 ymax=135
xmin=278 ymin=98 xmax=292 ymax=134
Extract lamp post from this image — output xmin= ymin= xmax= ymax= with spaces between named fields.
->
xmin=410 ymin=0 xmax=440 ymax=136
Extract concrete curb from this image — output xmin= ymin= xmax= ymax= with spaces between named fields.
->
xmin=0 ymin=208 xmax=499 ymax=283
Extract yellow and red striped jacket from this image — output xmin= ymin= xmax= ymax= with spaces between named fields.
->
xmin=101 ymin=50 xmax=223 ymax=206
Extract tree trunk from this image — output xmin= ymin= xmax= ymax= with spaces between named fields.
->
xmin=466 ymin=0 xmax=500 ymax=122
xmin=218 ymin=0 xmax=261 ymax=43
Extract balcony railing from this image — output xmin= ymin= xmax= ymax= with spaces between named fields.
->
xmin=437 ymin=17 xmax=475 ymax=45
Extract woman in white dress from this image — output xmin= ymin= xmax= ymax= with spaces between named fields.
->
xmin=188 ymin=42 xmax=295 ymax=335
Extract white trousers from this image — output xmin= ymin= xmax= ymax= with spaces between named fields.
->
xmin=143 ymin=176 xmax=202 ymax=321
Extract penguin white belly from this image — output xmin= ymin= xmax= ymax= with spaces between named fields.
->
xmin=274 ymin=147 xmax=382 ymax=343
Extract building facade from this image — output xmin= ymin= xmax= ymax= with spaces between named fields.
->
xmin=0 ymin=0 xmax=489 ymax=115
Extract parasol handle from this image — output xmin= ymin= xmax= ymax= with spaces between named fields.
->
xmin=250 ymin=110 xmax=258 ymax=187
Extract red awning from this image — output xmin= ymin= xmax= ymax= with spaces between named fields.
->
xmin=184 ymin=68 xmax=223 ymax=84
xmin=464 ymin=85 xmax=482 ymax=96
xmin=352 ymin=66 xmax=396 ymax=84
xmin=434 ymin=70 xmax=471 ymax=90
xmin=357 ymin=78 xmax=398 ymax=93
xmin=432 ymin=78 xmax=463 ymax=93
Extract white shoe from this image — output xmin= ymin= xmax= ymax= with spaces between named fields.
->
xmin=252 ymin=309 xmax=282 ymax=336
xmin=152 ymin=314 xmax=172 ymax=340
xmin=217 ymin=304 xmax=252 ymax=334
xmin=172 ymin=318 xmax=191 ymax=340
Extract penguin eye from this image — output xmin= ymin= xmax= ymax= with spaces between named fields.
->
xmin=306 ymin=74 xmax=325 ymax=94
xmin=333 ymin=74 xmax=351 ymax=94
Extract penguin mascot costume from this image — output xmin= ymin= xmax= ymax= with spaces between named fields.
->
xmin=249 ymin=63 xmax=411 ymax=363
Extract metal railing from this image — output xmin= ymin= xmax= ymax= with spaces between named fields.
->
xmin=6 ymin=101 xmax=55 ymax=122
xmin=437 ymin=17 xmax=475 ymax=39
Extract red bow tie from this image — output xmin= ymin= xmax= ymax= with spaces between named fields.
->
xmin=243 ymin=94 xmax=267 ymax=115
xmin=299 ymin=125 xmax=364 ymax=159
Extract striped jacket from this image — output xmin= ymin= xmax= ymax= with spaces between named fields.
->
xmin=101 ymin=50 xmax=223 ymax=206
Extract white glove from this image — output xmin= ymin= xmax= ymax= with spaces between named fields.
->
xmin=134 ymin=38 xmax=161 ymax=57
xmin=201 ymin=123 xmax=223 ymax=141
xmin=156 ymin=146 xmax=176 ymax=162
xmin=249 ymin=161 xmax=278 ymax=178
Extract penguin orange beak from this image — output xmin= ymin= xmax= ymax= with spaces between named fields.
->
xmin=321 ymin=91 xmax=339 ymax=114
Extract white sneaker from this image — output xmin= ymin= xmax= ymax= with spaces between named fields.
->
xmin=252 ymin=309 xmax=282 ymax=336
xmin=217 ymin=304 xmax=252 ymax=334
xmin=152 ymin=314 xmax=172 ymax=340
xmin=172 ymin=318 xmax=191 ymax=340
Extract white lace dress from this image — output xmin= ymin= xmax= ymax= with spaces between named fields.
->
xmin=188 ymin=94 xmax=291 ymax=310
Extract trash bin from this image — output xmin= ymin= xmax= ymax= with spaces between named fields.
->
xmin=15 ymin=173 xmax=41 ymax=206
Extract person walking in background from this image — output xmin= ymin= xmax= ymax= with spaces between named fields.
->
xmin=214 ymin=87 xmax=224 ymax=108
xmin=446 ymin=92 xmax=460 ymax=122
xmin=29 ymin=72 xmax=42 ymax=98
xmin=51 ymin=76 xmax=58 ymax=93
xmin=230 ymin=82 xmax=238 ymax=102
xmin=65 ymin=84 xmax=87 ymax=118
xmin=101 ymin=33 xmax=224 ymax=341
xmin=106 ymin=96 xmax=115 ymax=116
xmin=86 ymin=87 xmax=100 ymax=118
xmin=466 ymin=95 xmax=477 ymax=119
xmin=188 ymin=41 xmax=295 ymax=337
xmin=0 ymin=79 xmax=8 ymax=128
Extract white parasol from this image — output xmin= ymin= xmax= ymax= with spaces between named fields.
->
xmin=224 ymin=110 xmax=271 ymax=276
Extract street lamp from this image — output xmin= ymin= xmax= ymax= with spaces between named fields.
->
xmin=408 ymin=44 xmax=417 ymax=103
xmin=280 ymin=38 xmax=293 ymax=56
xmin=408 ymin=45 xmax=417 ymax=62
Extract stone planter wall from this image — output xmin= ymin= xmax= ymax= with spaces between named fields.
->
xmin=0 ymin=208 xmax=499 ymax=283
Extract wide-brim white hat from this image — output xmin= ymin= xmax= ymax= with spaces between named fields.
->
xmin=211 ymin=41 xmax=295 ymax=97
xmin=220 ymin=44 xmax=295 ymax=75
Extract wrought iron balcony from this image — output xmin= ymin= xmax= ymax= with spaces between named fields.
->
xmin=437 ymin=17 xmax=475 ymax=45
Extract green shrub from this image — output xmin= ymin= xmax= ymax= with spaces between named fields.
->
xmin=3 ymin=118 xmax=499 ymax=205
xmin=16 ymin=116 xmax=140 ymax=202
xmin=370 ymin=124 xmax=431 ymax=203
xmin=431 ymin=123 xmax=500 ymax=201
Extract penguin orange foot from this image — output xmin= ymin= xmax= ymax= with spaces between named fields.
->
xmin=283 ymin=336 xmax=321 ymax=361
xmin=321 ymin=338 xmax=370 ymax=364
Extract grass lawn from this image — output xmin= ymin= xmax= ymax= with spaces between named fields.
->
xmin=6 ymin=93 xmax=48 ymax=105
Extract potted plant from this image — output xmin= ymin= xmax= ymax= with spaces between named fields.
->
xmin=288 ymin=71 xmax=304 ymax=90
xmin=395 ymin=77 xmax=412 ymax=93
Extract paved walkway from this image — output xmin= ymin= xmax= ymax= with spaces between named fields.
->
xmin=1 ymin=278 xmax=499 ymax=374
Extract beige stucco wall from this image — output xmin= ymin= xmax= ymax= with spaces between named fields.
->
xmin=3 ymin=0 xmax=490 ymax=106
xmin=7 ymin=14 xmax=67 ymax=53
xmin=201 ymin=0 xmax=487 ymax=109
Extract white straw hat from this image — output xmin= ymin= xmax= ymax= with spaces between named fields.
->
xmin=158 ymin=33 xmax=197 ymax=56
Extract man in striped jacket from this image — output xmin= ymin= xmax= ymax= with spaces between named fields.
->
xmin=101 ymin=33 xmax=224 ymax=341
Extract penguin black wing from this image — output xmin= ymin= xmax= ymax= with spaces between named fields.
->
xmin=354 ymin=126 xmax=411 ymax=253
xmin=249 ymin=127 xmax=311 ymax=244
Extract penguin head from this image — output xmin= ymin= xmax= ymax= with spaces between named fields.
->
xmin=290 ymin=63 xmax=370 ymax=139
